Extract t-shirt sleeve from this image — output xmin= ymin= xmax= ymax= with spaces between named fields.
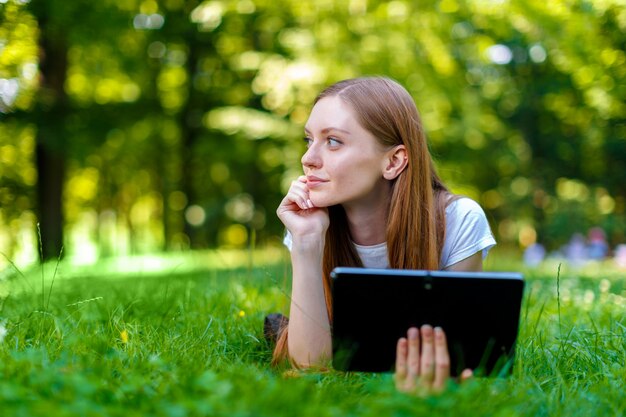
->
xmin=440 ymin=198 xmax=497 ymax=269
xmin=283 ymin=230 xmax=293 ymax=251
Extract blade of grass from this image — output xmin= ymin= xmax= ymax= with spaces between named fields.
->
xmin=556 ymin=263 xmax=562 ymax=340
xmin=37 ymin=223 xmax=45 ymax=311
xmin=46 ymin=246 xmax=63 ymax=311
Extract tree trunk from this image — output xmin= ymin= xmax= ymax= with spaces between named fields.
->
xmin=35 ymin=143 xmax=65 ymax=259
xmin=34 ymin=19 xmax=68 ymax=260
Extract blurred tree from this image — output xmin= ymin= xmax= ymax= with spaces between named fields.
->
xmin=0 ymin=0 xmax=624 ymax=265
xmin=0 ymin=1 xmax=39 ymax=262
xmin=31 ymin=6 xmax=68 ymax=260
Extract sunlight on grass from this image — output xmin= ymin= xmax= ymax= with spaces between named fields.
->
xmin=68 ymin=246 xmax=286 ymax=276
xmin=0 ymin=247 xmax=287 ymax=297
xmin=0 ymin=251 xmax=625 ymax=416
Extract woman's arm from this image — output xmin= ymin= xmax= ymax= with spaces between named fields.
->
xmin=444 ymin=251 xmax=483 ymax=272
xmin=276 ymin=176 xmax=332 ymax=367
xmin=287 ymin=236 xmax=332 ymax=367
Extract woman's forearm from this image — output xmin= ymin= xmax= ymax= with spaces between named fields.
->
xmin=287 ymin=237 xmax=332 ymax=367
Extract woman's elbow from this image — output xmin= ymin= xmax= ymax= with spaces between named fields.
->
xmin=287 ymin=335 xmax=332 ymax=368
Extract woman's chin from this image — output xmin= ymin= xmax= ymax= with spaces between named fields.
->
xmin=309 ymin=195 xmax=334 ymax=208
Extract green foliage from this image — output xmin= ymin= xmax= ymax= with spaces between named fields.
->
xmin=0 ymin=0 xmax=625 ymax=263
xmin=1 ymin=256 xmax=626 ymax=415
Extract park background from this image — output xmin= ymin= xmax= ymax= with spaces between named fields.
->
xmin=1 ymin=1 xmax=626 ymax=416
xmin=1 ymin=0 xmax=624 ymax=268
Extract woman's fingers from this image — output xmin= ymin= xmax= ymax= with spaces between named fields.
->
xmin=406 ymin=327 xmax=420 ymax=382
xmin=394 ymin=337 xmax=409 ymax=391
xmin=289 ymin=180 xmax=310 ymax=209
xmin=394 ymin=326 xmax=466 ymax=395
xmin=281 ymin=177 xmax=312 ymax=211
xmin=432 ymin=327 xmax=451 ymax=391
xmin=296 ymin=176 xmax=315 ymax=208
xmin=396 ymin=327 xmax=420 ymax=392
xmin=418 ymin=325 xmax=435 ymax=387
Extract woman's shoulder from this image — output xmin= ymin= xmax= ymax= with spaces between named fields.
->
xmin=443 ymin=196 xmax=493 ymax=243
xmin=445 ymin=196 xmax=486 ymax=217
xmin=440 ymin=196 xmax=496 ymax=268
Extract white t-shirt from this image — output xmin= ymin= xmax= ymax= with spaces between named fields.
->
xmin=283 ymin=197 xmax=496 ymax=270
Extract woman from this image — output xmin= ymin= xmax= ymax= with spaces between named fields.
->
xmin=272 ymin=77 xmax=495 ymax=392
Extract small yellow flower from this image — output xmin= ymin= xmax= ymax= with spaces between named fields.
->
xmin=120 ymin=329 xmax=129 ymax=343
xmin=238 ymin=310 xmax=246 ymax=318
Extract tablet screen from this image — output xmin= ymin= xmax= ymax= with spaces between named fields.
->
xmin=330 ymin=267 xmax=525 ymax=376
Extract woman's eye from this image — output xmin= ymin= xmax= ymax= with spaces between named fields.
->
xmin=303 ymin=137 xmax=313 ymax=147
xmin=328 ymin=137 xmax=342 ymax=147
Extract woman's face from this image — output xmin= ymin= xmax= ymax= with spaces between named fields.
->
xmin=302 ymin=96 xmax=392 ymax=209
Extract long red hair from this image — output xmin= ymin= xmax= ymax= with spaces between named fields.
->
xmin=273 ymin=77 xmax=453 ymax=365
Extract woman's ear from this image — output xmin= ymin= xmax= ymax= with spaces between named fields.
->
xmin=382 ymin=145 xmax=408 ymax=180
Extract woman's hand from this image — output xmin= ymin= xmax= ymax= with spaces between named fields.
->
xmin=277 ymin=176 xmax=329 ymax=240
xmin=394 ymin=325 xmax=472 ymax=395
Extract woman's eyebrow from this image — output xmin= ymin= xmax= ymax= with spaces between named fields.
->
xmin=304 ymin=127 xmax=351 ymax=135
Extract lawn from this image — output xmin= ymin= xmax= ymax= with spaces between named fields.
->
xmin=1 ymin=248 xmax=625 ymax=416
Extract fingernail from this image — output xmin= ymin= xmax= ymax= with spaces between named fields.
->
xmin=408 ymin=327 xmax=418 ymax=339
xmin=434 ymin=327 xmax=442 ymax=339
xmin=307 ymin=199 xmax=314 ymax=208
xmin=421 ymin=325 xmax=433 ymax=339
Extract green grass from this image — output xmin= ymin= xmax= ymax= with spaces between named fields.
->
xmin=1 ymin=250 xmax=625 ymax=416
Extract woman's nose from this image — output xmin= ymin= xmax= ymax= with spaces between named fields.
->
xmin=301 ymin=144 xmax=321 ymax=168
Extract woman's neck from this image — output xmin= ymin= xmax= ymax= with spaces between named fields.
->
xmin=343 ymin=196 xmax=390 ymax=246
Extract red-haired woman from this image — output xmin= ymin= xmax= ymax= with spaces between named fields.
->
xmin=271 ymin=77 xmax=495 ymax=393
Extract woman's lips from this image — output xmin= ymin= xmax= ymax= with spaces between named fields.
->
xmin=306 ymin=176 xmax=328 ymax=188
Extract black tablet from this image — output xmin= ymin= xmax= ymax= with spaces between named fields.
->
xmin=330 ymin=267 xmax=525 ymax=376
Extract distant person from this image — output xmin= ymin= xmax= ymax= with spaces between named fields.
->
xmin=565 ymin=233 xmax=588 ymax=267
xmin=268 ymin=77 xmax=496 ymax=393
xmin=587 ymin=227 xmax=609 ymax=260
xmin=523 ymin=243 xmax=546 ymax=267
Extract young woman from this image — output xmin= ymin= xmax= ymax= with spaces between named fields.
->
xmin=273 ymin=77 xmax=496 ymax=392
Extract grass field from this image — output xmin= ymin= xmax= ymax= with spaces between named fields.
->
xmin=1 ymin=249 xmax=625 ymax=416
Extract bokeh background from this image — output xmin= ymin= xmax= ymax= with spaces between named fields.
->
xmin=0 ymin=0 xmax=624 ymax=267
